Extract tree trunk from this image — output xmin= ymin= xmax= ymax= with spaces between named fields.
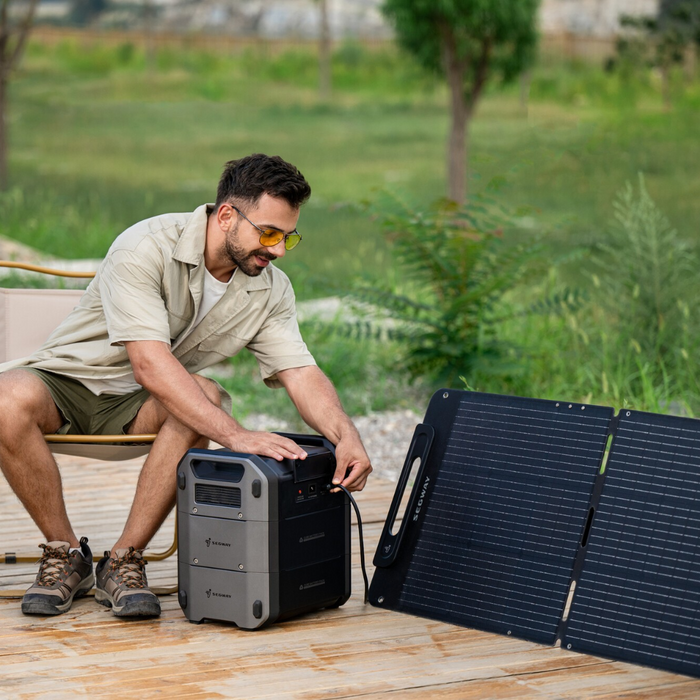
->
xmin=0 ymin=0 xmax=39 ymax=191
xmin=661 ymin=63 xmax=672 ymax=111
xmin=318 ymin=0 xmax=331 ymax=101
xmin=520 ymin=69 xmax=532 ymax=118
xmin=144 ymin=0 xmax=156 ymax=75
xmin=0 ymin=74 xmax=8 ymax=191
xmin=444 ymin=46 xmax=469 ymax=205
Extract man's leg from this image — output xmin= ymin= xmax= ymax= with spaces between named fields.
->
xmin=94 ymin=375 xmax=220 ymax=618
xmin=114 ymin=374 xmax=221 ymax=553
xmin=0 ymin=370 xmax=94 ymax=615
xmin=0 ymin=370 xmax=77 ymax=545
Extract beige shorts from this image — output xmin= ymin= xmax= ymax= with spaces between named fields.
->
xmin=23 ymin=368 xmax=150 ymax=436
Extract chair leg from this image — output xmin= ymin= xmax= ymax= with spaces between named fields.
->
xmin=144 ymin=513 xmax=179 ymax=595
xmin=143 ymin=511 xmax=178 ymax=562
xmin=1 ymin=552 xmax=37 ymax=565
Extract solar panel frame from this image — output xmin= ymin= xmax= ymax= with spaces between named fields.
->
xmin=562 ymin=410 xmax=700 ymax=678
xmin=370 ymin=389 xmax=614 ymax=645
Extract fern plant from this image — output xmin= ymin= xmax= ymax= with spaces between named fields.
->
xmin=347 ymin=191 xmax=562 ymax=386
xmin=590 ymin=174 xmax=697 ymax=371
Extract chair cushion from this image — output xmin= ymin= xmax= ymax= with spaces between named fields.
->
xmin=0 ymin=288 xmax=84 ymax=363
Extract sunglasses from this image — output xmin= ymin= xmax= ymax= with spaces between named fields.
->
xmin=230 ymin=205 xmax=303 ymax=251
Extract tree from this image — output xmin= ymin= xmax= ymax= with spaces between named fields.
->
xmin=0 ymin=0 xmax=39 ymax=190
xmin=315 ymin=0 xmax=332 ymax=101
xmin=382 ymin=0 xmax=539 ymax=205
xmin=618 ymin=0 xmax=700 ymax=108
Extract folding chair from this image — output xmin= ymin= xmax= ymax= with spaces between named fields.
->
xmin=0 ymin=260 xmax=176 ymax=596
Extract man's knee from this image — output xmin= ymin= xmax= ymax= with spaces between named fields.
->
xmin=192 ymin=375 xmax=223 ymax=409
xmin=0 ymin=370 xmax=62 ymax=437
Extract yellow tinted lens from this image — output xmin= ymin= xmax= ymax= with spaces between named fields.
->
xmin=285 ymin=234 xmax=302 ymax=250
xmin=259 ymin=229 xmax=285 ymax=247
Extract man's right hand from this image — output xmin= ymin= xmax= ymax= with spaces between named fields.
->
xmin=125 ymin=341 xmax=308 ymax=460
xmin=227 ymin=429 xmax=307 ymax=462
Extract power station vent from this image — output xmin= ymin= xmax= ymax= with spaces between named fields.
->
xmin=195 ymin=484 xmax=242 ymax=508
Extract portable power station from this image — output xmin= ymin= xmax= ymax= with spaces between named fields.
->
xmin=176 ymin=433 xmax=351 ymax=629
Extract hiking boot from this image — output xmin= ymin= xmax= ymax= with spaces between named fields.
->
xmin=95 ymin=547 xmax=161 ymax=617
xmin=22 ymin=537 xmax=94 ymax=616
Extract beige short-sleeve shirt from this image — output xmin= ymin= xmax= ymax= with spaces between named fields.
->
xmin=0 ymin=204 xmax=316 ymax=402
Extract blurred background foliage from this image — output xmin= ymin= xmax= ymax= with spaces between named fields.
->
xmin=1 ymin=19 xmax=699 ymax=420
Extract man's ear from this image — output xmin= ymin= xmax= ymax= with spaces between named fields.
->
xmin=217 ymin=203 xmax=236 ymax=232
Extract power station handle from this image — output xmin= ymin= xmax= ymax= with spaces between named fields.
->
xmin=373 ymin=423 xmax=434 ymax=568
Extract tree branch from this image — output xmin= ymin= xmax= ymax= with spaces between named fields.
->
xmin=467 ymin=37 xmax=492 ymax=110
xmin=9 ymin=0 xmax=39 ymax=70
xmin=1 ymin=0 xmax=10 ymax=31
xmin=1 ymin=0 xmax=10 ymax=59
xmin=439 ymin=21 xmax=469 ymax=113
xmin=439 ymin=23 xmax=460 ymax=70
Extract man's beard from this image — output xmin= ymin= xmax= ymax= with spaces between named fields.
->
xmin=222 ymin=225 xmax=276 ymax=277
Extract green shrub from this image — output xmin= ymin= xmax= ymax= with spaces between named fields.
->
xmin=476 ymin=176 xmax=700 ymax=414
xmin=344 ymin=190 xmax=561 ymax=387
xmin=589 ymin=173 xmax=697 ymax=369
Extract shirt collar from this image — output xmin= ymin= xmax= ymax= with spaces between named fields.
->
xmin=173 ymin=203 xmax=272 ymax=291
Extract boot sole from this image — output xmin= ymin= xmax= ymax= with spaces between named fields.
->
xmin=94 ymin=588 xmax=161 ymax=617
xmin=21 ymin=573 xmax=95 ymax=616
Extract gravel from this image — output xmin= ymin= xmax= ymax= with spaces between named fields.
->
xmin=241 ymin=410 xmax=423 ymax=483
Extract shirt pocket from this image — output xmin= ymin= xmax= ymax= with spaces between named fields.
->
xmin=198 ymin=332 xmax=249 ymax=360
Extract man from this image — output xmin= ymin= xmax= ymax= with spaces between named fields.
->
xmin=0 ymin=154 xmax=372 ymax=619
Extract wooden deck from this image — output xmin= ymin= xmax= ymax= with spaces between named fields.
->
xmin=1 ymin=455 xmax=699 ymax=699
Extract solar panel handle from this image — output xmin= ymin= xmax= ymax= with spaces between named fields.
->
xmin=373 ymin=423 xmax=435 ymax=568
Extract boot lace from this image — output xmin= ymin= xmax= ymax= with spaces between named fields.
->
xmin=36 ymin=544 xmax=71 ymax=587
xmin=109 ymin=547 xmax=148 ymax=589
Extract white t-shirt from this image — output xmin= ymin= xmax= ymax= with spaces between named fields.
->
xmin=81 ymin=267 xmax=235 ymax=396
xmin=193 ymin=267 xmax=235 ymax=328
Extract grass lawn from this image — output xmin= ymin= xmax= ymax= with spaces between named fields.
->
xmin=2 ymin=38 xmax=699 ymax=416
xmin=4 ymin=40 xmax=699 ymax=296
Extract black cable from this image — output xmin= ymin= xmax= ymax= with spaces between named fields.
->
xmin=335 ymin=484 xmax=369 ymax=604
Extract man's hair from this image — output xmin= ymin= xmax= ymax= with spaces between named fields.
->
xmin=215 ymin=154 xmax=311 ymax=210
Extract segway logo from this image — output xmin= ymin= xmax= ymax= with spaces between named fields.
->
xmin=413 ymin=476 xmax=431 ymax=521
xmin=206 ymin=588 xmax=231 ymax=599
xmin=299 ymin=532 xmax=325 ymax=543
xmin=299 ymin=579 xmax=325 ymax=591
xmin=205 ymin=538 xmax=231 ymax=548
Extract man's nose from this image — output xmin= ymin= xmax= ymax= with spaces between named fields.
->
xmin=269 ymin=239 xmax=287 ymax=258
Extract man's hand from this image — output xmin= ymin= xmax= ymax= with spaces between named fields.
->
xmin=331 ymin=432 xmax=372 ymax=492
xmin=277 ymin=366 xmax=373 ymax=493
xmin=125 ymin=341 xmax=308 ymax=461
xmin=227 ymin=429 xmax=307 ymax=462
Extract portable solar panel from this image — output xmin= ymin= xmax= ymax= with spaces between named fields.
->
xmin=562 ymin=410 xmax=700 ymax=677
xmin=370 ymin=389 xmax=614 ymax=645
xmin=370 ymin=390 xmax=700 ymax=678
